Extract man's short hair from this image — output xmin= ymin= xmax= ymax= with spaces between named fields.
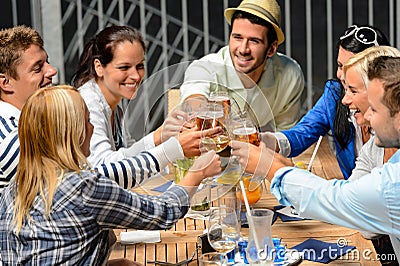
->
xmin=0 ymin=25 xmax=44 ymax=79
xmin=368 ymin=56 xmax=400 ymax=116
xmin=231 ymin=11 xmax=278 ymax=45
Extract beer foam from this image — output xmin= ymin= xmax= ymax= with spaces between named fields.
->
xmin=233 ymin=127 xmax=257 ymax=135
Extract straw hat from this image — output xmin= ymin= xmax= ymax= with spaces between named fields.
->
xmin=224 ymin=0 xmax=285 ymax=45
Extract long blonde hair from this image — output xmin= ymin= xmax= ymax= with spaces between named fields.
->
xmin=343 ymin=46 xmax=400 ymax=89
xmin=14 ymin=85 xmax=89 ymax=231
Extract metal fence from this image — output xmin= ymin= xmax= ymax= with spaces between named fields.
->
xmin=2 ymin=0 xmax=400 ymax=137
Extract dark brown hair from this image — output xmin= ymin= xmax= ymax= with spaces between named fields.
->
xmin=333 ymin=25 xmax=390 ymax=149
xmin=368 ymin=56 xmax=400 ymax=116
xmin=73 ymin=25 xmax=146 ymax=88
xmin=231 ymin=11 xmax=278 ymax=46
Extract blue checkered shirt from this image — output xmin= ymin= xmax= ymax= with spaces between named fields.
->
xmin=0 ymin=170 xmax=189 ymax=265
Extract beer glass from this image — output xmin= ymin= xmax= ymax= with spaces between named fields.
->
xmin=230 ymin=115 xmax=260 ymax=146
xmin=198 ymin=103 xmax=230 ymax=153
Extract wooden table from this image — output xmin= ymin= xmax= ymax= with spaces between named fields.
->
xmin=110 ymin=138 xmax=377 ymax=265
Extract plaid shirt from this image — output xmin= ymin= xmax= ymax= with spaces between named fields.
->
xmin=0 ymin=170 xmax=189 ymax=265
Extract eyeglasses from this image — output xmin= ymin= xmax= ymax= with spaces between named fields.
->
xmin=340 ymin=25 xmax=379 ymax=46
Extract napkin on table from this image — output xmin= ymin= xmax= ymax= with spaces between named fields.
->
xmin=291 ymin=238 xmax=356 ymax=263
xmin=274 ymin=205 xmax=309 ymax=222
xmin=120 ymin=230 xmax=161 ymax=244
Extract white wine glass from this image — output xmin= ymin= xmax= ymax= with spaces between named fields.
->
xmin=199 ymin=252 xmax=228 ymax=266
xmin=207 ymin=207 xmax=240 ymax=255
xmin=198 ymin=103 xmax=230 ymax=154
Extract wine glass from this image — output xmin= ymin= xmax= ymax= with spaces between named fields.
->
xmin=198 ymin=103 xmax=230 ymax=154
xmin=207 ymin=207 xmax=240 ymax=255
xmin=199 ymin=252 xmax=228 ymax=266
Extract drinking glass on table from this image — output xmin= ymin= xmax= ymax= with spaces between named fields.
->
xmin=199 ymin=252 xmax=228 ymax=266
xmin=207 ymin=207 xmax=240 ymax=256
xmin=198 ymin=103 xmax=230 ymax=154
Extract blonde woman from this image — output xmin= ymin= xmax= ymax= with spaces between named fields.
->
xmin=342 ymin=45 xmax=400 ymax=180
xmin=0 ymin=85 xmax=221 ymax=265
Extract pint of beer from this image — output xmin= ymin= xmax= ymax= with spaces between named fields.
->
xmin=232 ymin=126 xmax=260 ymax=146
xmin=209 ymin=91 xmax=230 ymax=117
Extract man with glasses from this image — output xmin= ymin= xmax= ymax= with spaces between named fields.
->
xmin=180 ymin=0 xmax=305 ymax=132
xmin=231 ymin=55 xmax=400 ymax=264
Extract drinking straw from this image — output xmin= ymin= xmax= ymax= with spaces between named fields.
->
xmin=239 ymin=179 xmax=261 ymax=252
xmin=307 ymin=136 xmax=323 ymax=172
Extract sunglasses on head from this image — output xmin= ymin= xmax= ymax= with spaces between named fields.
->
xmin=340 ymin=25 xmax=379 ymax=46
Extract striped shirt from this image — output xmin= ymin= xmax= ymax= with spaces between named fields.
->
xmin=0 ymin=170 xmax=190 ymax=265
xmin=0 ymin=101 xmax=20 ymax=193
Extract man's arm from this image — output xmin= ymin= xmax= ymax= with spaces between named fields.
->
xmin=271 ymin=166 xmax=397 ymax=235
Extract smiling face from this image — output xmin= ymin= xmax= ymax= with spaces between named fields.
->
xmin=229 ymin=18 xmax=276 ymax=83
xmin=365 ymin=79 xmax=400 ymax=148
xmin=1 ymin=44 xmax=57 ymax=110
xmin=95 ymin=40 xmax=145 ymax=110
xmin=336 ymin=46 xmax=355 ymax=86
xmin=342 ymin=66 xmax=370 ymax=126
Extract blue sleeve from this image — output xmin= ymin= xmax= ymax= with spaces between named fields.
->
xmin=271 ymin=165 xmax=400 ymax=236
xmin=281 ymin=80 xmax=340 ymax=157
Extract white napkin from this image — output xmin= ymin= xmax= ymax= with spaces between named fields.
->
xmin=120 ymin=230 xmax=161 ymax=244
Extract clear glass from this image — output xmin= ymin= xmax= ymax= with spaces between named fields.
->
xmin=199 ymin=252 xmax=228 ymax=266
xmin=236 ymin=174 xmax=263 ymax=206
xmin=173 ymin=157 xmax=195 ymax=183
xmin=246 ymin=209 xmax=275 ymax=265
xmin=190 ymin=178 xmax=211 ymax=214
xmin=209 ymin=90 xmax=230 ymax=117
xmin=229 ymin=113 xmax=260 ymax=146
xmin=198 ymin=103 xmax=230 ymax=153
xmin=179 ymin=96 xmax=207 ymax=129
xmin=207 ymin=207 xmax=240 ymax=255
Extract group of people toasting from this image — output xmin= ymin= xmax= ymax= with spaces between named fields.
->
xmin=0 ymin=0 xmax=400 ymax=265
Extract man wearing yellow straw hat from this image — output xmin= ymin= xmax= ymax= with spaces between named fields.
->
xmin=180 ymin=0 xmax=304 ymax=131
